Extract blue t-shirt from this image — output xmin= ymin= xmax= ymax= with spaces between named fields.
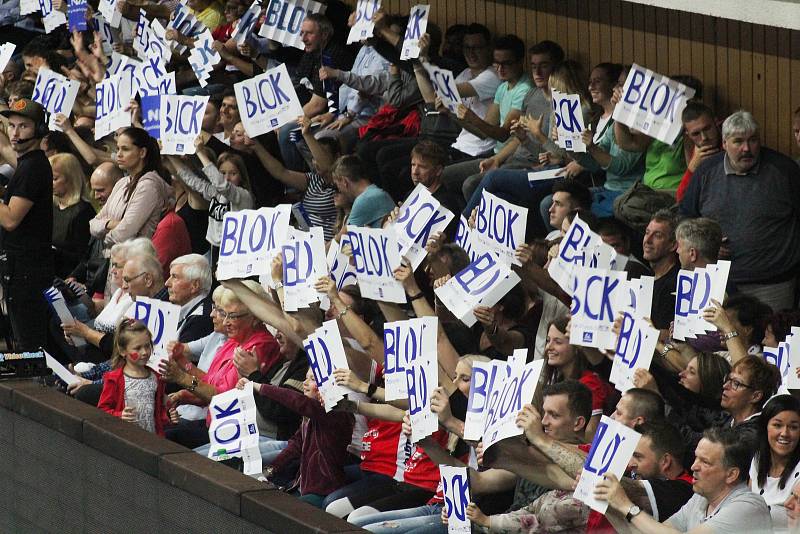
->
xmin=348 ymin=184 xmax=395 ymax=228
xmin=493 ymin=76 xmax=532 ymax=153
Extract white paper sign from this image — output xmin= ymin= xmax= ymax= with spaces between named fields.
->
xmin=167 ymin=1 xmax=204 ymax=54
xmin=473 ymin=191 xmax=527 ymax=266
xmin=463 ymin=360 xmax=502 ymax=441
xmin=383 ymin=317 xmax=433 ymax=401
xmin=134 ymin=10 xmax=170 ymax=63
xmin=95 ymin=72 xmax=132 ymax=140
xmin=441 ymin=465 xmax=471 ymax=534
xmin=627 ymin=276 xmax=654 ymax=320
xmin=45 ymin=351 xmax=81 ymax=386
xmin=40 ymin=0 xmax=68 ymax=33
xmin=400 ymin=5 xmax=430 ymax=60
xmin=125 ymin=297 xmax=180 ymax=371
xmin=188 ymin=29 xmax=221 ymax=87
xmin=159 ymin=94 xmax=208 ymax=155
xmin=235 ymin=64 xmax=304 ymax=137
xmin=673 ymin=261 xmax=730 ymax=341
xmin=93 ymin=13 xmax=118 ymax=55
xmin=135 ymin=56 xmax=176 ymax=97
xmin=98 ymin=0 xmax=122 ymax=27
xmin=231 ymin=0 xmax=262 ymax=45
xmin=216 ymin=206 xmax=292 ymax=280
xmin=424 ymin=63 xmax=462 ymax=113
xmin=610 ymin=311 xmax=658 ymax=392
xmin=348 ymin=0 xmax=381 ymax=44
xmin=570 ymin=266 xmax=630 ymax=350
xmin=393 ymin=184 xmax=454 ymax=270
xmin=434 ymin=252 xmax=521 ymax=327
xmin=552 ymin=89 xmax=586 ymax=152
xmin=43 ymin=287 xmax=86 ymax=347
xmin=304 ymin=320 xmax=351 ymax=411
xmin=548 ymin=214 xmax=618 ymax=292
xmin=765 ymin=341 xmax=796 ymax=389
xmin=407 ymin=316 xmax=438 ymax=442
xmin=208 ymin=387 xmax=263 ymax=475
xmin=327 ymin=236 xmax=358 ymax=291
xmin=282 ymin=226 xmax=328 ymax=311
xmin=0 ymin=44 xmax=15 ymax=75
xmin=528 ymin=167 xmax=565 ymax=183
xmin=21 ymin=0 xmax=40 ymax=16
xmin=482 ymin=351 xmax=544 ymax=450
xmin=574 ymin=416 xmax=641 ymax=513
xmin=612 ymin=64 xmax=696 ymax=145
xmin=32 ymin=68 xmax=81 ymax=131
xmin=347 ymin=226 xmax=406 ymax=304
xmin=259 ymin=0 xmax=327 ymax=50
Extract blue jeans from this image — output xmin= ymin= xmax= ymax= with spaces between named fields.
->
xmin=351 ymin=504 xmax=443 ymax=534
xmin=194 ymin=435 xmax=288 ymax=464
xmin=464 ymin=167 xmax=560 ymax=238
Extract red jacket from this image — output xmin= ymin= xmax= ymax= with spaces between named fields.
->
xmin=97 ymin=367 xmax=170 ymax=436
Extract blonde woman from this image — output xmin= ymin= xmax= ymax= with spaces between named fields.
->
xmin=51 ymin=152 xmax=95 ymax=277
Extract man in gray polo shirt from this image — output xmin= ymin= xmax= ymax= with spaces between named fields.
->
xmin=680 ymin=110 xmax=800 ymax=311
xmin=594 ymin=426 xmax=772 ymax=534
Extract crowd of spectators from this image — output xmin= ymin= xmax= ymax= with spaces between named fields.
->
xmin=2 ymin=0 xmax=800 ymax=532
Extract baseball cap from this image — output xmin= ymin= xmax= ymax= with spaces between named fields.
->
xmin=1 ymin=98 xmax=46 ymax=125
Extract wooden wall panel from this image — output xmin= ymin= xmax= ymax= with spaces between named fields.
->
xmin=354 ymin=1 xmax=800 ymax=155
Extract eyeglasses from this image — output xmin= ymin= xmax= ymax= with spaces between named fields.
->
xmin=723 ymin=374 xmax=753 ymax=391
xmin=218 ymin=310 xmax=251 ymax=321
xmin=122 ymin=272 xmax=147 ymax=284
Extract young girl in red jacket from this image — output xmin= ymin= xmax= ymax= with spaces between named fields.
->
xmin=98 ymin=318 xmax=178 ymax=436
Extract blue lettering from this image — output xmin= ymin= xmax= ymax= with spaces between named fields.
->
xmin=622 ymin=68 xmax=646 ymax=105
xmin=467 ymin=365 xmax=497 ymax=413
xmin=455 ymin=253 xmax=499 ymax=295
xmin=219 ymin=216 xmax=239 ymax=256
xmin=211 ymin=397 xmax=241 ymax=419
xmin=213 ymin=418 xmax=241 ymax=443
xmin=584 ymin=422 xmax=625 ymax=476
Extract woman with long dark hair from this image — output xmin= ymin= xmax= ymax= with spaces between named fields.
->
xmin=752 ymin=395 xmax=800 ymax=532
xmin=89 ymin=127 xmax=173 ymax=251
xmin=541 ymin=315 xmax=612 ymax=438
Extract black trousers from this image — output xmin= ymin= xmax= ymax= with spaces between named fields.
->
xmin=2 ymin=251 xmax=53 ymax=352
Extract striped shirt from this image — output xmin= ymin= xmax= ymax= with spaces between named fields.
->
xmin=302 ymin=173 xmax=337 ymax=241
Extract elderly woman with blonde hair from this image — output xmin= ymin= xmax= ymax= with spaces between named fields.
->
xmin=51 ymin=152 xmax=95 ymax=277
xmin=159 ymin=280 xmax=281 ymax=449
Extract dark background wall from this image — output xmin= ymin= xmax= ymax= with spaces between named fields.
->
xmin=0 ymin=380 xmax=364 ymax=534
xmin=367 ymin=0 xmax=800 ymax=157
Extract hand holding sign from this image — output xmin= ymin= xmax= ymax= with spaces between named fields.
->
xmin=613 ymin=64 xmax=696 ymax=145
xmin=574 ymin=416 xmax=641 ymax=513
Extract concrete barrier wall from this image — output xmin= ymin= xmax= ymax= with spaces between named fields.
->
xmin=0 ymin=380 xmax=365 ymax=534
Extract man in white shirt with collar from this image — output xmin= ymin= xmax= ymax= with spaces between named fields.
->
xmin=595 ymin=426 xmax=772 ymax=534
xmin=165 ymin=254 xmax=214 ymax=343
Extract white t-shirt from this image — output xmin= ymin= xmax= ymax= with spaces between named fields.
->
xmin=451 ymin=67 xmax=501 ymax=157
xmin=749 ymin=455 xmax=800 ymax=532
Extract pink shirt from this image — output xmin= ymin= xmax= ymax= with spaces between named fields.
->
xmin=203 ymin=328 xmax=280 ymax=425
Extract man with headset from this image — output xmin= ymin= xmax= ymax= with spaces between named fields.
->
xmin=0 ymin=98 xmax=53 ymax=351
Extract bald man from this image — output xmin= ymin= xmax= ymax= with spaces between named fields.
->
xmin=90 ymin=162 xmax=123 ymax=205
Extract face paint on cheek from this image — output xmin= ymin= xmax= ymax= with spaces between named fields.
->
xmin=128 ymin=351 xmax=141 ymax=362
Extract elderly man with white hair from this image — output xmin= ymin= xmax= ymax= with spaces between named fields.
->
xmin=680 ymin=110 xmax=800 ymax=311
xmin=166 ymin=254 xmax=214 ymax=343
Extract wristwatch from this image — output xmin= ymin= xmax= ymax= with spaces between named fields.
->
xmin=626 ymin=504 xmax=641 ymax=522
xmin=721 ymin=330 xmax=739 ymax=341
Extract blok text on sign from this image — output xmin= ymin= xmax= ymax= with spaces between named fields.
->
xmin=234 ymin=64 xmax=304 ymax=137
xmin=612 ymin=64 xmax=696 ymax=145
xmin=216 ymin=206 xmax=292 ymax=280
xmin=400 ymin=5 xmax=430 ymax=60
